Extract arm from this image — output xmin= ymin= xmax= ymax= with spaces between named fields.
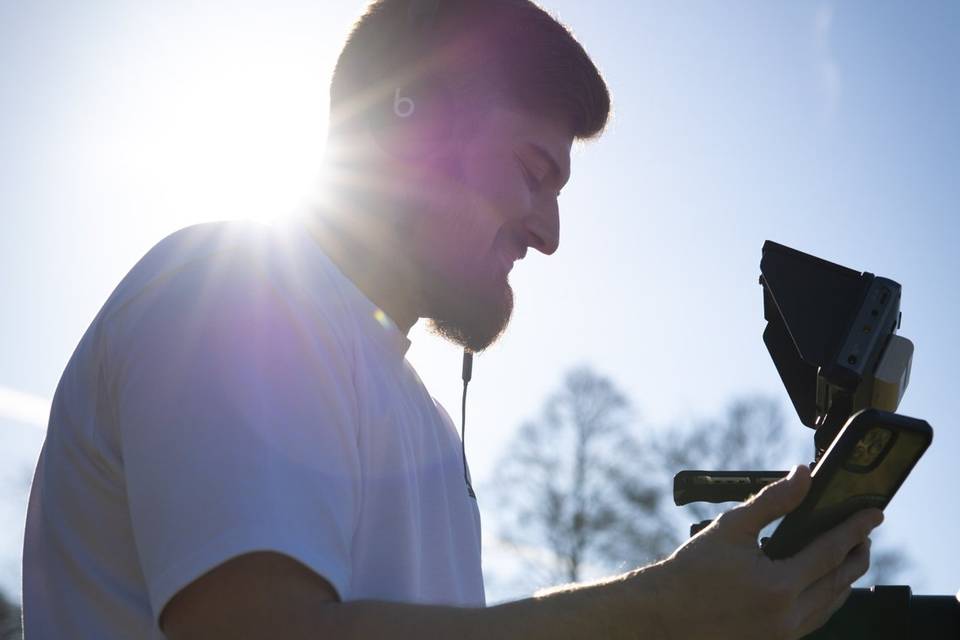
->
xmin=159 ymin=551 xmax=663 ymax=640
xmin=161 ymin=466 xmax=882 ymax=640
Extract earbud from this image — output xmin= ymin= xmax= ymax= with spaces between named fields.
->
xmin=393 ymin=88 xmax=416 ymax=119
xmin=366 ymin=0 xmax=454 ymax=159
xmin=370 ymin=77 xmax=455 ymax=159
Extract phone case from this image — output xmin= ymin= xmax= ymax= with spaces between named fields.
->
xmin=762 ymin=409 xmax=932 ymax=560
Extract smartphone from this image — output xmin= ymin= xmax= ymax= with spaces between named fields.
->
xmin=762 ymin=409 xmax=932 ymax=560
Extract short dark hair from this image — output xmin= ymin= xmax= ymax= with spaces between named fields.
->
xmin=328 ymin=0 xmax=611 ymax=142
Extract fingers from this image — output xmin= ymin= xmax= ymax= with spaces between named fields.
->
xmin=794 ymin=539 xmax=871 ymax=637
xmin=788 ymin=508 xmax=882 ymax=586
xmin=796 ymin=585 xmax=853 ymax=639
xmin=721 ymin=465 xmax=811 ymax=536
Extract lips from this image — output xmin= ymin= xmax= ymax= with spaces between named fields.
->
xmin=497 ymin=242 xmax=525 ymax=275
xmin=489 ymin=226 xmax=527 ymax=279
xmin=499 ymin=251 xmax=516 ymax=275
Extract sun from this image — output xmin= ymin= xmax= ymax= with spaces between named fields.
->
xmin=105 ymin=18 xmax=340 ymax=232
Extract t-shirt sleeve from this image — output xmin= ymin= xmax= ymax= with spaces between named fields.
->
xmin=105 ymin=253 xmax=360 ymax=629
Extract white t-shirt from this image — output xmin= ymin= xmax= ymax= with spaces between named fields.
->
xmin=22 ymin=217 xmax=485 ymax=639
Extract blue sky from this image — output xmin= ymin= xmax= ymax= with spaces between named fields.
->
xmin=2 ymin=1 xmax=958 ymax=603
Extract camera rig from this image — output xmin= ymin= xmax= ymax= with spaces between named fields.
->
xmin=672 ymin=241 xmax=958 ymax=639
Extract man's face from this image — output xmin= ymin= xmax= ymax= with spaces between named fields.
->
xmin=405 ymin=105 xmax=573 ymax=352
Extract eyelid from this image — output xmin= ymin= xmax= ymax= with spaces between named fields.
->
xmin=515 ymin=153 xmax=542 ymax=191
xmin=528 ymin=155 xmax=551 ymax=183
xmin=516 ymin=151 xmax=564 ymax=197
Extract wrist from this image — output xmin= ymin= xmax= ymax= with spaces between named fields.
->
xmin=623 ymin=562 xmax=673 ymax=640
xmin=500 ymin=567 xmax=671 ymax=640
xmin=553 ymin=565 xmax=672 ymax=640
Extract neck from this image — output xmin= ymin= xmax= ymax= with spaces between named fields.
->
xmin=302 ymin=201 xmax=421 ymax=336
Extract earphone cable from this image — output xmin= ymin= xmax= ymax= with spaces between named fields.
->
xmin=461 ymin=350 xmax=476 ymax=498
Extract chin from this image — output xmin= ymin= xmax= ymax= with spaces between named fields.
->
xmin=427 ymin=280 xmax=514 ymax=353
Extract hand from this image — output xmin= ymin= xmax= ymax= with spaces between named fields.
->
xmin=647 ymin=464 xmax=882 ymax=640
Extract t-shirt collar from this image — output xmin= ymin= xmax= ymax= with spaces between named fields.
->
xmin=291 ymin=214 xmax=413 ymax=359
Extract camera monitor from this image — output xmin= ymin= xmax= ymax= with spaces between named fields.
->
xmin=759 ymin=241 xmax=913 ymax=455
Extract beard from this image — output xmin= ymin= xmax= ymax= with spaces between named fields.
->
xmin=426 ymin=272 xmax=514 ymax=353
xmin=399 ymin=144 xmax=519 ymax=352
xmin=419 ymin=219 xmax=517 ymax=353
xmin=427 ymin=230 xmax=513 ymax=353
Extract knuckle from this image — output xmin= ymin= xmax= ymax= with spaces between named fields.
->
xmin=715 ymin=509 xmax=739 ymax=530
xmin=856 ymin=512 xmax=878 ymax=537
xmin=843 ymin=513 xmax=864 ymax=535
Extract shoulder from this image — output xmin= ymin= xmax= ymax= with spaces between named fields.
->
xmin=104 ymin=219 xmax=351 ymax=331
xmin=96 ymin=220 xmax=268 ymax=325
xmin=99 ymin=218 xmax=362 ymax=377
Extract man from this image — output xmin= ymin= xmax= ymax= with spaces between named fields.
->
xmin=22 ymin=1 xmax=882 ymax=638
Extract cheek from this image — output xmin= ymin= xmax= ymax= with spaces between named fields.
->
xmin=459 ymin=145 xmax=531 ymax=231
xmin=408 ymin=172 xmax=493 ymax=276
xmin=412 ymin=144 xmax=528 ymax=282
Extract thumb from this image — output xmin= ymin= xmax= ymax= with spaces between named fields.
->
xmin=722 ymin=464 xmax=811 ymax=536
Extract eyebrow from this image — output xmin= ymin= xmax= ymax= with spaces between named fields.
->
xmin=528 ymin=142 xmax=570 ymax=190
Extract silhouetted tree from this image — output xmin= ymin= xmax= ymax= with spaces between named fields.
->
xmin=489 ymin=372 xmax=911 ymax=596
xmin=488 ymin=366 xmax=675 ymax=587
xmin=648 ymin=395 xmax=805 ymax=533
xmin=648 ymin=395 xmax=911 ymax=586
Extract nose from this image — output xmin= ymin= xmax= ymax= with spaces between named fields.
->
xmin=524 ymin=197 xmax=560 ymax=256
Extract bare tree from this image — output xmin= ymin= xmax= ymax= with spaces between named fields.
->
xmin=488 ymin=373 xmax=913 ymax=597
xmin=648 ymin=395 xmax=807 ymax=531
xmin=644 ymin=395 xmax=912 ymax=587
xmin=488 ymin=366 xmax=674 ymax=588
